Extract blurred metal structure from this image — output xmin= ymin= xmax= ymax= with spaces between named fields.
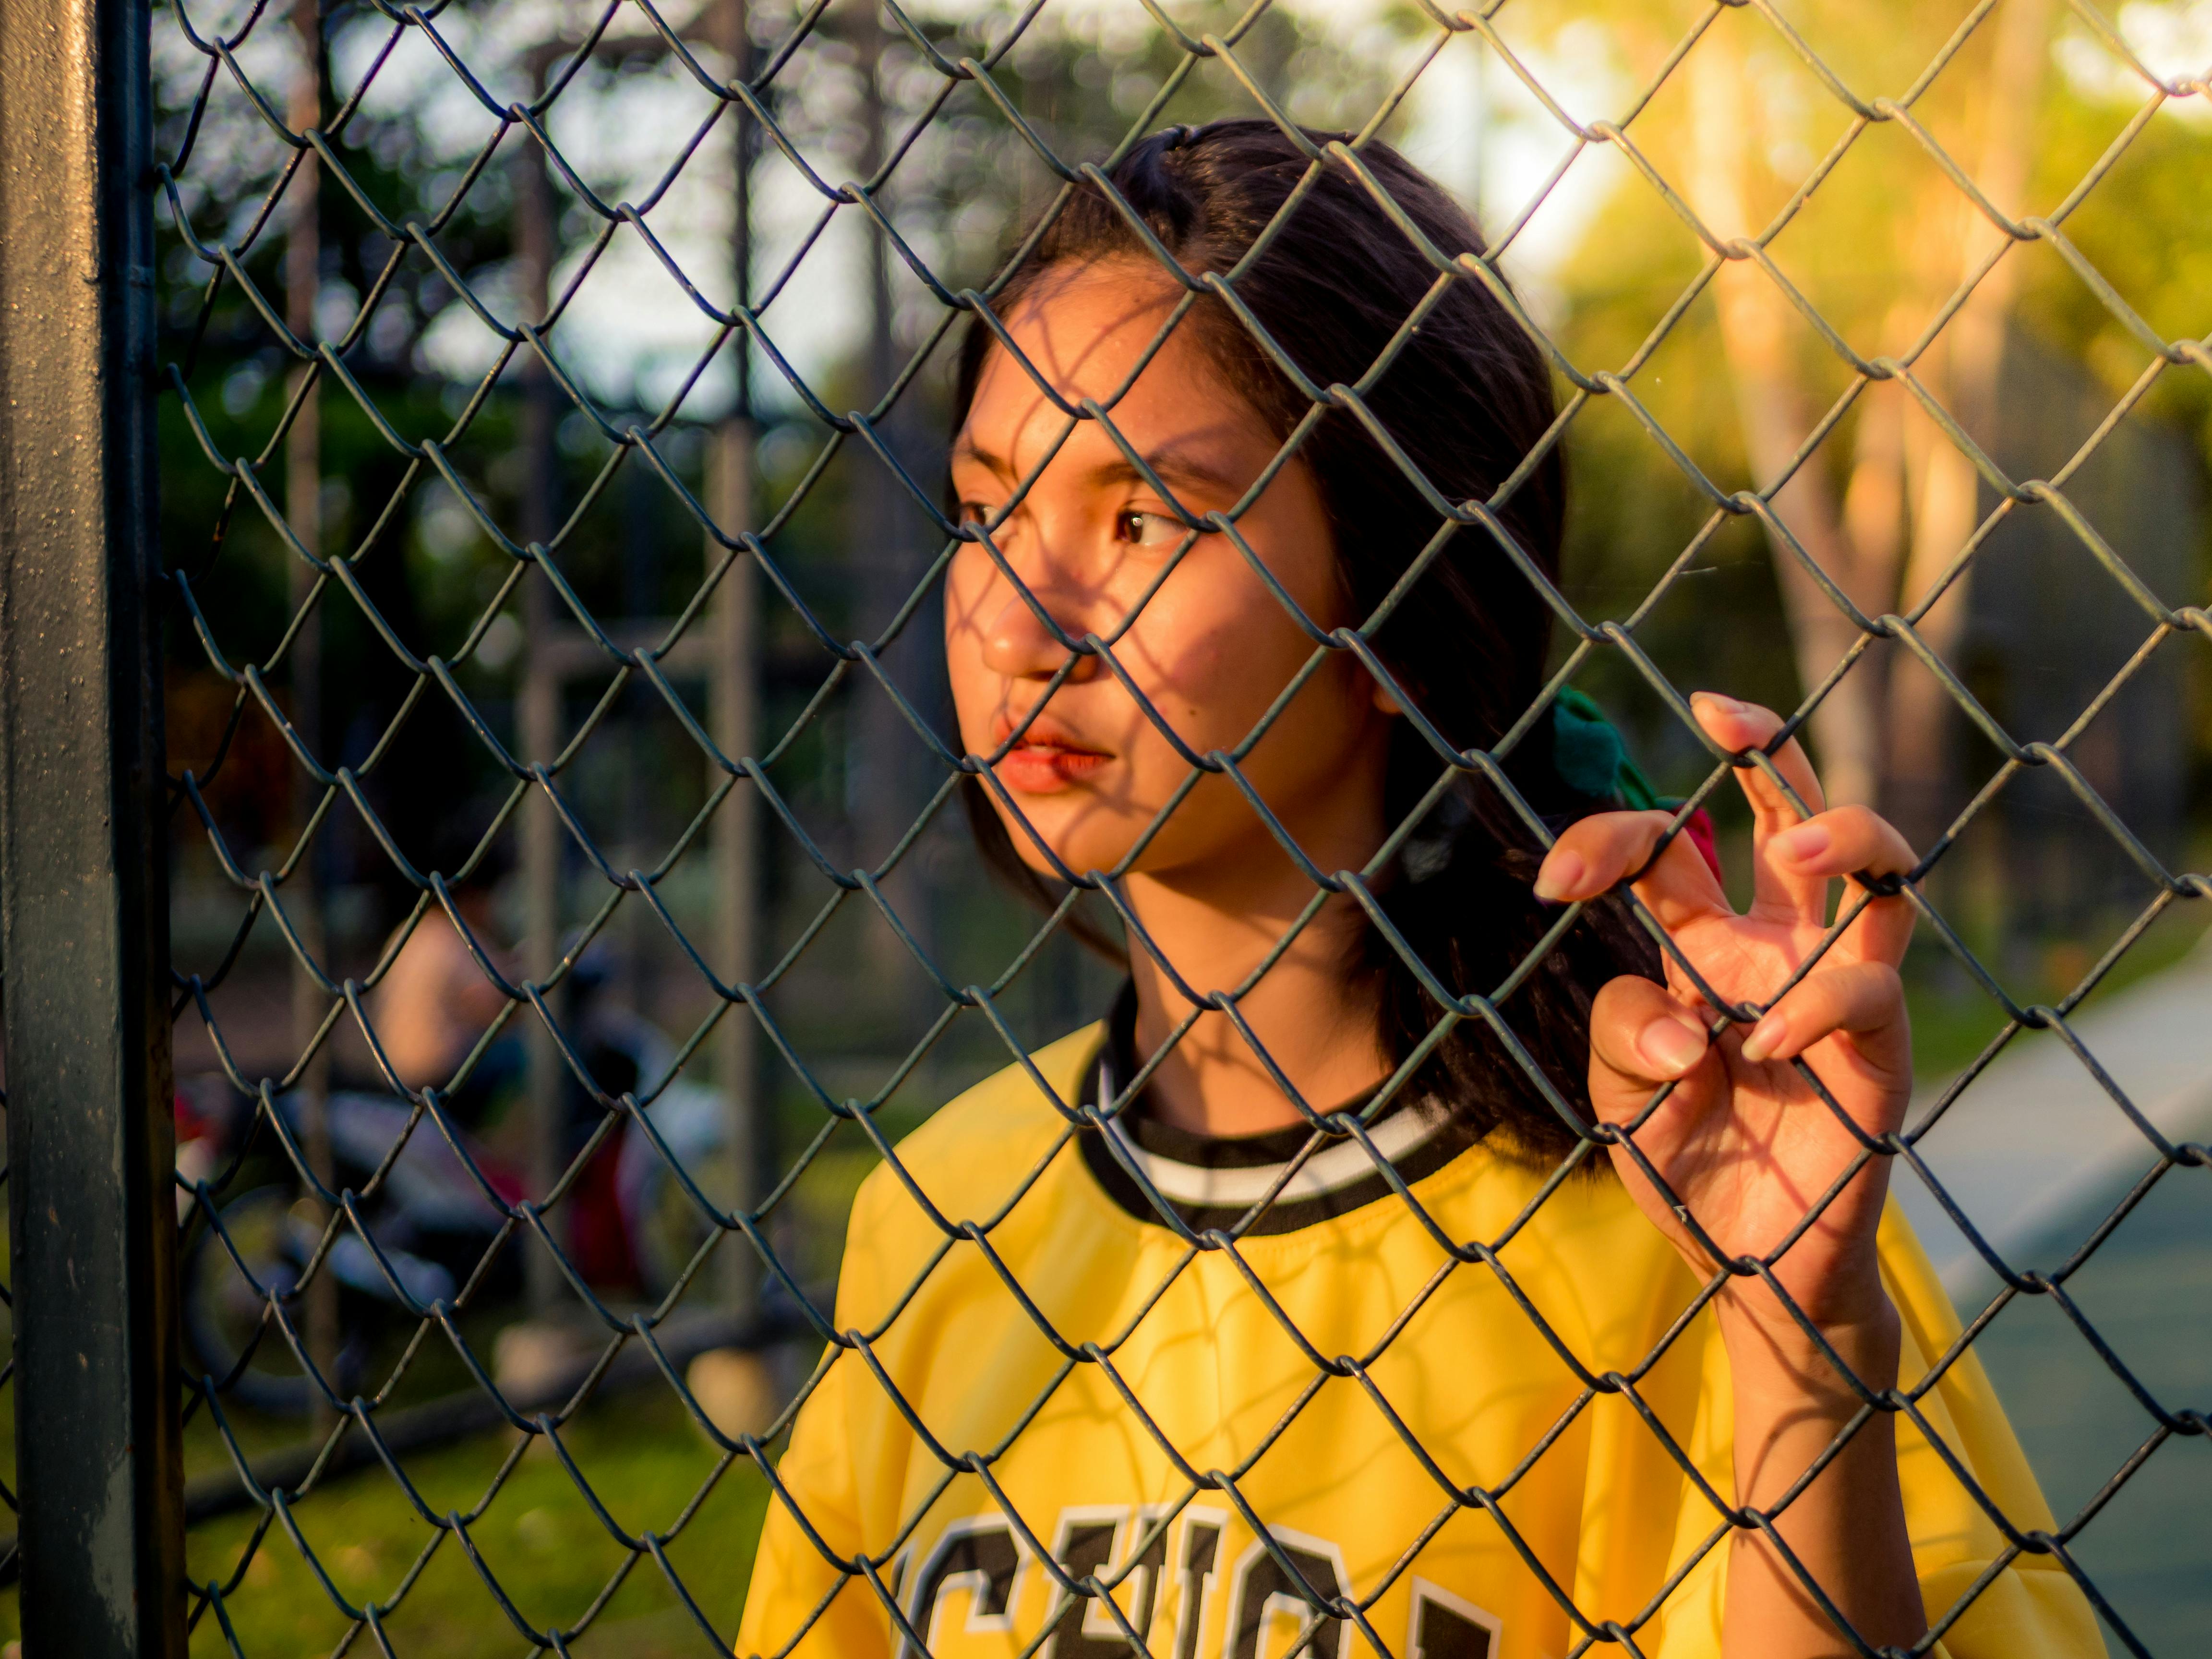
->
xmin=0 ymin=0 xmax=2205 ymax=1654
xmin=0 ymin=0 xmax=186 ymax=1651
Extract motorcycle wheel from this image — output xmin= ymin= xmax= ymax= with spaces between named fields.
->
xmin=182 ymin=1185 xmax=367 ymax=1417
xmin=629 ymin=1155 xmax=723 ymax=1302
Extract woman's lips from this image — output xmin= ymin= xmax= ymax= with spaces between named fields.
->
xmin=991 ymin=718 xmax=1112 ymax=793
xmin=996 ymin=741 xmax=1111 ymax=793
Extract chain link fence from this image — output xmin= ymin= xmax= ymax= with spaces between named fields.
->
xmin=0 ymin=0 xmax=2207 ymax=1652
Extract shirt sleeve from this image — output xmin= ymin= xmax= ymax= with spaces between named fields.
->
xmin=735 ymin=1170 xmax=901 ymax=1659
xmin=1877 ymin=1202 xmax=2104 ymax=1658
xmin=1643 ymin=1201 xmax=2104 ymax=1658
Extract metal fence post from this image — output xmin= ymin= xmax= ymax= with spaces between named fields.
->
xmin=0 ymin=0 xmax=186 ymax=1653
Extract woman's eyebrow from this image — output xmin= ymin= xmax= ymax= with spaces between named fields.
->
xmin=951 ymin=433 xmax=1249 ymax=498
xmin=948 ymin=436 xmax=1013 ymax=480
xmin=1088 ymin=433 xmax=1250 ymax=497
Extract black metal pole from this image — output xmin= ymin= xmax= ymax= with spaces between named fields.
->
xmin=0 ymin=0 xmax=186 ymax=1653
xmin=712 ymin=0 xmax=766 ymax=1312
xmin=514 ymin=75 xmax=567 ymax=1324
xmin=285 ymin=0 xmax=343 ymax=1436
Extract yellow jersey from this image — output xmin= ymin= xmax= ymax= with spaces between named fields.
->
xmin=737 ymin=1022 xmax=2099 ymax=1659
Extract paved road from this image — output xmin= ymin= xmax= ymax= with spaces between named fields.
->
xmin=1894 ymin=941 xmax=2212 ymax=1655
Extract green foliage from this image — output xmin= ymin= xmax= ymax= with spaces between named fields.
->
xmin=2014 ymin=89 xmax=2212 ymax=445
xmin=889 ymin=1 xmax=1412 ymax=296
xmin=1529 ymin=7 xmax=2212 ymax=787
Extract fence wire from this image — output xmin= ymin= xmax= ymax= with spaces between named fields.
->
xmin=143 ymin=0 xmax=2212 ymax=1655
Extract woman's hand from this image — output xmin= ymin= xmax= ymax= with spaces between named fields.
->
xmin=1535 ymin=693 xmax=1928 ymax=1656
xmin=1536 ymin=692 xmax=1914 ymax=1334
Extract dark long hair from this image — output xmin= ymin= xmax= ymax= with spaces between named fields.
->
xmin=950 ymin=119 xmax=1658 ymax=1161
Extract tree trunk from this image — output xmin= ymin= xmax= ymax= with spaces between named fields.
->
xmin=1686 ymin=37 xmax=1893 ymax=807
xmin=1883 ymin=0 xmax=2054 ymax=847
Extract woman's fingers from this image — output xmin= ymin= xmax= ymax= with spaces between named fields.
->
xmin=1590 ymin=962 xmax=1911 ymax=1115
xmin=1535 ymin=809 xmax=1731 ymax=929
xmin=1767 ymin=804 xmax=1919 ymax=967
xmin=1739 ymin=961 xmax=1911 ymax=1107
xmin=1587 ymin=974 xmax=1713 ymax=1111
xmin=1689 ymin=693 xmax=1829 ymax=924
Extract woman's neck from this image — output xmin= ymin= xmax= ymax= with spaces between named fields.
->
xmin=1121 ymin=856 xmax=1388 ymax=1139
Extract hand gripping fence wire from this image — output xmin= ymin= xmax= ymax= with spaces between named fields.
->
xmin=16 ymin=0 xmax=2195 ymax=1652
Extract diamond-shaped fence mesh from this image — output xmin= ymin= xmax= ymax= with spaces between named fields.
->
xmin=35 ymin=0 xmax=2197 ymax=1652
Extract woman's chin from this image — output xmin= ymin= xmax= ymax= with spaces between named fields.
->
xmin=1001 ymin=816 xmax=1132 ymax=885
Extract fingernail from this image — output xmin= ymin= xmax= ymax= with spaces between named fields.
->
xmin=1739 ymin=1012 xmax=1786 ymax=1063
xmin=1691 ymin=691 xmax=1746 ymax=713
xmin=1533 ymin=849 xmax=1586 ymax=903
xmin=1638 ymin=1016 xmax=1708 ymax=1077
xmin=1771 ymin=822 xmax=1830 ymax=863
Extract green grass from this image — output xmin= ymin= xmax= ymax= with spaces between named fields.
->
xmin=180 ymin=1384 xmax=770 ymax=1658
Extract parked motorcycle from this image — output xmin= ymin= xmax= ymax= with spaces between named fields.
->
xmin=178 ymin=959 xmax=728 ymax=1417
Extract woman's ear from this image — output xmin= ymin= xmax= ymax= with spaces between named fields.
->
xmin=1370 ymin=680 xmax=1404 ymax=717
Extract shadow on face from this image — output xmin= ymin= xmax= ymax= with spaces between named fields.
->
xmin=944 ymin=258 xmax=1398 ymax=903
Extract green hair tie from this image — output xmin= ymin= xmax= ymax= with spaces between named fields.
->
xmin=1549 ymin=686 xmax=1663 ymax=811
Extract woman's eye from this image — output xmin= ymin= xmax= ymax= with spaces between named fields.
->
xmin=959 ymin=500 xmax=998 ymax=530
xmin=1117 ymin=510 xmax=1184 ymax=548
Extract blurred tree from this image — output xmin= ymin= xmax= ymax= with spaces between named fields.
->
xmin=1534 ymin=0 xmax=2211 ymax=836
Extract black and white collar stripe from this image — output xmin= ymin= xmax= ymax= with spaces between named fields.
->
xmin=1075 ymin=985 xmax=1476 ymax=1237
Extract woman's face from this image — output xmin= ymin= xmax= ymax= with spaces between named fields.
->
xmin=945 ymin=260 xmax=1395 ymax=895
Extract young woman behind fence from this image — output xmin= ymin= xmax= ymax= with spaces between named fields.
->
xmin=735 ymin=121 xmax=2098 ymax=1659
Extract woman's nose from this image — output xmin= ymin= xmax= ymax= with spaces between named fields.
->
xmin=980 ymin=578 xmax=1082 ymax=680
